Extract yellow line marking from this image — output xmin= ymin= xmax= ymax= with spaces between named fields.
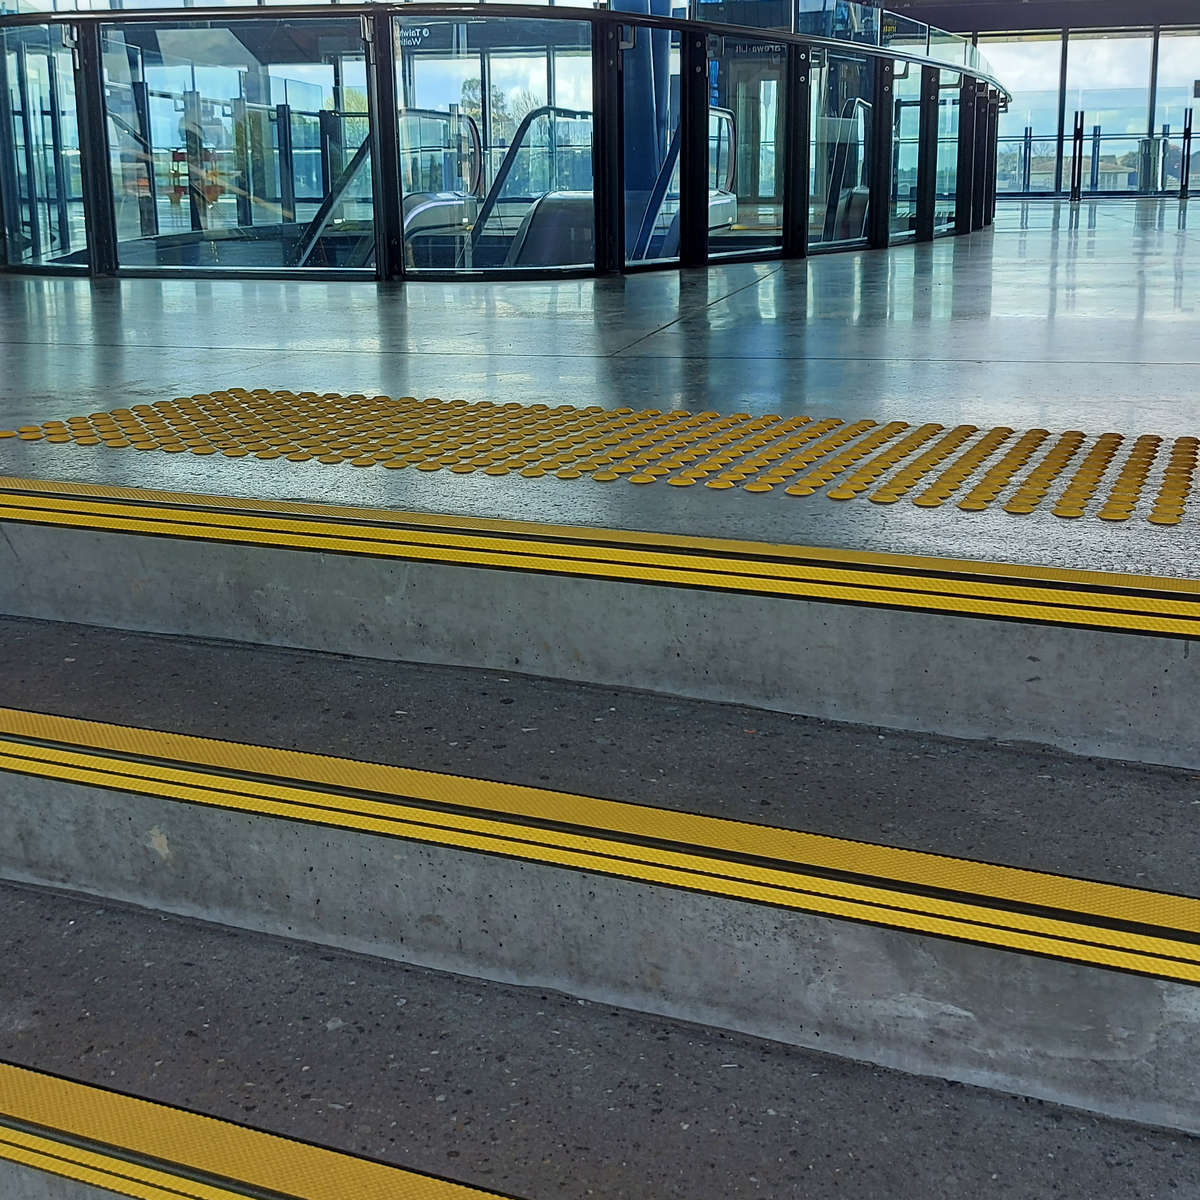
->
xmin=0 ymin=479 xmax=1196 ymax=636
xmin=2 ymin=709 xmax=1199 ymax=982
xmin=0 ymin=1062 xmax=506 ymax=1200
xmin=1 ymin=391 xmax=1196 ymax=525
xmin=2 ymin=473 xmax=1195 ymax=593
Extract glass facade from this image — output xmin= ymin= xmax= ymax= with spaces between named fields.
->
xmin=708 ymin=35 xmax=786 ymax=256
xmin=99 ymin=18 xmax=374 ymax=270
xmin=810 ymin=51 xmax=874 ymax=247
xmin=0 ymin=2 xmax=1006 ymax=279
xmin=978 ymin=26 xmax=1199 ymax=196
xmin=934 ymin=69 xmax=959 ymax=231
xmin=396 ymin=16 xmax=593 ymax=271
xmin=889 ymin=58 xmax=920 ymax=237
xmin=0 ymin=23 xmax=84 ymax=267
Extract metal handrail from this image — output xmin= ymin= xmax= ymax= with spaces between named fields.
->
xmin=464 ymin=103 xmax=590 ymax=258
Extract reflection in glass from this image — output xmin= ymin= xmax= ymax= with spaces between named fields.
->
xmin=810 ymin=51 xmax=874 ymax=247
xmin=934 ymin=70 xmax=958 ymax=232
xmin=1063 ymin=31 xmax=1152 ymax=194
xmin=889 ymin=59 xmax=920 ymax=238
xmin=0 ymin=23 xmax=86 ymax=267
xmin=978 ymin=33 xmax=1063 ymax=194
xmin=99 ymin=18 xmax=374 ymax=269
xmin=396 ymin=17 xmax=593 ymax=271
xmin=708 ymin=36 xmax=784 ymax=256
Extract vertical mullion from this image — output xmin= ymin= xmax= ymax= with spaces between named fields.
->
xmin=986 ymin=92 xmax=998 ymax=225
xmin=366 ymin=10 xmax=403 ymax=280
xmin=972 ymin=82 xmax=987 ymax=229
xmin=677 ymin=27 xmax=707 ymax=268
xmin=955 ymin=75 xmax=975 ymax=234
xmin=915 ymin=63 xmax=936 ymax=241
xmin=73 ymin=23 xmax=118 ymax=274
xmin=590 ymin=19 xmax=622 ymax=274
xmin=1054 ymin=29 xmax=1067 ymax=194
xmin=867 ymin=55 xmax=892 ymax=249
xmin=781 ymin=41 xmax=808 ymax=258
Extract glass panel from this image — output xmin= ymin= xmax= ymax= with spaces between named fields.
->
xmin=623 ymin=25 xmax=679 ymax=266
xmin=879 ymin=12 xmax=927 ymax=58
xmin=0 ymin=23 xmax=86 ymax=267
xmin=99 ymin=19 xmax=373 ymax=271
xmin=934 ymin=69 xmax=958 ymax=232
xmin=1152 ymin=29 xmax=1199 ymax=194
xmin=809 ymin=51 xmax=873 ymax=248
xmin=1062 ymin=30 xmax=1152 ymax=194
xmin=396 ymin=17 xmax=593 ymax=272
xmin=709 ymin=36 xmax=785 ymax=257
xmin=889 ymin=58 xmax=920 ymax=238
xmin=978 ymin=33 xmax=1063 ymax=193
xmin=795 ymin=1 xmax=879 ymax=47
xmin=928 ymin=28 xmax=967 ymax=69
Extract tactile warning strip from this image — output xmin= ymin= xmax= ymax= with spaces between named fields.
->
xmin=0 ymin=1061 xmax=508 ymax=1200
xmin=2 ymin=390 xmax=1196 ymax=525
xmin=1 ymin=475 xmax=1197 ymax=637
xmin=2 ymin=707 xmax=1200 ymax=984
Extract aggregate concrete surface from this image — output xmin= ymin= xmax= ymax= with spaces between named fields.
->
xmin=2 ymin=881 xmax=1198 ymax=1200
xmin=1 ymin=615 xmax=1197 ymax=898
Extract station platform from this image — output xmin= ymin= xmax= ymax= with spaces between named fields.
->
xmin=1 ymin=198 xmax=1199 ymax=1194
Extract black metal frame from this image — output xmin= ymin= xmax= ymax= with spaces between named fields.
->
xmin=915 ymin=63 xmax=938 ymax=240
xmin=867 ymin=55 xmax=893 ymax=249
xmin=954 ymin=75 xmax=975 ymax=234
xmin=0 ymin=2 xmax=1009 ymax=280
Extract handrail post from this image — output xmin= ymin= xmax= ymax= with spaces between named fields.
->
xmin=592 ymin=19 xmax=624 ymax=274
xmin=915 ymin=63 xmax=937 ymax=241
xmin=678 ymin=28 xmax=708 ymax=268
xmin=365 ymin=10 xmax=404 ymax=281
xmin=781 ymin=41 xmax=809 ymax=258
xmin=867 ymin=56 xmax=892 ymax=249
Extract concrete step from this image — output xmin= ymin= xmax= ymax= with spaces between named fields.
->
xmin=2 ymin=617 xmax=1199 ymax=1133
xmin=0 ymin=475 xmax=1196 ymax=768
xmin=3 ymin=879 xmax=1199 ymax=1200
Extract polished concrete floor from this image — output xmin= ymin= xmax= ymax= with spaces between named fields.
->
xmin=1 ymin=197 xmax=1196 ymax=575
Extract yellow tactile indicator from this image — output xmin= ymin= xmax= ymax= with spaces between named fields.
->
xmin=1 ymin=389 xmax=1195 ymax=526
xmin=1 ymin=475 xmax=1198 ymax=638
xmin=0 ymin=1062 xmax=508 ymax=1200
xmin=2 ymin=707 xmax=1200 ymax=984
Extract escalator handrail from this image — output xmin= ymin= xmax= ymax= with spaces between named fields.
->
xmin=631 ymin=122 xmax=682 ymax=262
xmin=398 ymin=107 xmax=484 ymax=197
xmin=289 ymin=134 xmax=371 ymax=267
xmin=466 ymin=104 xmax=590 ymax=255
xmin=711 ymin=106 xmax=736 ymax=193
xmin=822 ymin=95 xmax=872 ymax=241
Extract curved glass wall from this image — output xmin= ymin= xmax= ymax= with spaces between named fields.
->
xmin=0 ymin=2 xmax=1007 ymax=277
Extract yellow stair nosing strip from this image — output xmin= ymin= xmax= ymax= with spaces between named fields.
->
xmin=1 ymin=502 xmax=1197 ymax=637
xmin=3 ymin=709 xmax=1200 ymax=980
xmin=1 ymin=474 xmax=1196 ymax=597
xmin=0 ymin=1063 xmax=507 ymax=1200
xmin=0 ymin=491 xmax=1194 ymax=621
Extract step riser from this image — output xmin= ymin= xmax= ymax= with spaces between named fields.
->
xmin=4 ymin=771 xmax=1199 ymax=1136
xmin=0 ymin=522 xmax=1196 ymax=768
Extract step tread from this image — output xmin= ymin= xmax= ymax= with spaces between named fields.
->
xmin=3 ymin=880 xmax=1198 ymax=1200
xmin=1 ymin=616 xmax=1196 ymax=901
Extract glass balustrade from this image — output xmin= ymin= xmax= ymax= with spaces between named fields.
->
xmin=0 ymin=2 xmax=1007 ymax=278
